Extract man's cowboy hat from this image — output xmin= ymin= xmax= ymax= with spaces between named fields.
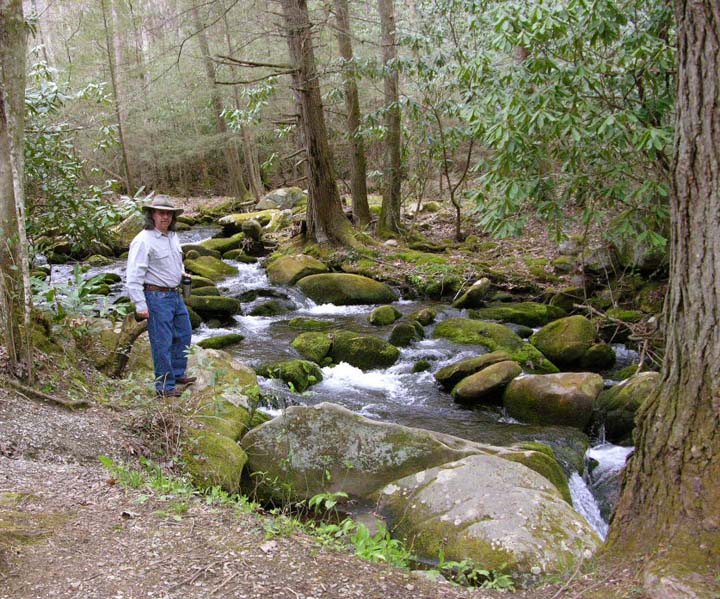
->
xmin=141 ymin=195 xmax=184 ymax=214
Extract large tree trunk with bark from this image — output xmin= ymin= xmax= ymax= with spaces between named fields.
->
xmin=192 ymin=4 xmax=249 ymax=200
xmin=334 ymin=0 xmax=371 ymax=228
xmin=604 ymin=2 xmax=720 ymax=595
xmin=280 ymin=0 xmax=355 ymax=245
xmin=377 ymin=0 xmax=402 ymax=235
xmin=0 ymin=0 xmax=33 ymax=381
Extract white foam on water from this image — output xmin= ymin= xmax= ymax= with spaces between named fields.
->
xmin=317 ymin=362 xmax=412 ymax=402
xmin=586 ymin=443 xmax=634 ymax=481
xmin=569 ymin=472 xmax=608 ymax=539
xmin=299 ymin=303 xmax=372 ymax=316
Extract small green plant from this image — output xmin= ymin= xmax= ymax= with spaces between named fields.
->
xmin=308 ymin=490 xmax=348 ymax=513
xmin=351 ymin=523 xmax=412 ymax=568
xmin=431 ymin=549 xmax=515 ymax=590
xmin=98 ymin=455 xmax=145 ymax=488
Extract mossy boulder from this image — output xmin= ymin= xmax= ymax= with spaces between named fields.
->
xmin=545 ymin=286 xmax=585 ymax=313
xmin=190 ymin=388 xmax=254 ymax=441
xmin=530 ymin=315 xmax=596 ymax=367
xmin=451 ymin=361 xmax=522 ymax=405
xmin=111 ymin=211 xmax=144 ymax=250
xmin=241 ymin=219 xmax=263 ymax=241
xmin=329 ymin=330 xmax=400 ymax=370
xmin=506 ymin=442 xmax=572 ymax=504
xmin=266 ymin=254 xmax=329 ymax=286
xmin=433 ymin=318 xmax=558 ymax=373
xmin=181 ymin=244 xmax=222 ymax=259
xmin=298 ymin=273 xmax=397 ymax=305
xmin=388 ymin=322 xmax=423 ymax=347
xmin=249 ymin=299 xmax=293 ymax=317
xmin=452 ymin=278 xmax=492 ymax=309
xmin=375 ymin=454 xmax=600 ymax=587
xmin=423 ymin=273 xmax=463 ymax=299
xmin=199 ymin=232 xmax=246 ymax=254
xmin=591 ymin=372 xmax=660 ymax=445
xmin=408 ymin=307 xmax=436 ymax=326
xmin=185 ymin=295 xmax=242 ymax=319
xmin=218 ymin=209 xmax=286 ymax=235
xmin=503 ymin=372 xmax=604 ymax=430
xmin=190 ymin=275 xmax=216 ymax=288
xmin=635 ymin=281 xmax=667 ymax=313
xmin=412 ymin=359 xmax=431 ymax=373
xmin=197 ymin=333 xmax=245 ymax=350
xmin=286 ymin=317 xmax=334 ymax=331
xmin=434 ymin=351 xmax=514 ymax=390
xmin=469 ymin=302 xmax=566 ymax=327
xmin=184 ymin=255 xmax=239 ymax=282
xmin=579 ymin=343 xmax=616 ymax=372
xmin=291 ymin=331 xmax=333 ymax=364
xmin=256 ymin=359 xmax=323 ymax=392
xmin=186 ymin=347 xmax=258 ymax=391
xmin=86 ymin=254 xmax=114 ymax=267
xmin=368 ymin=305 xmax=402 ymax=326
xmin=241 ymin=402 xmax=492 ymax=502
xmin=223 ymin=249 xmax=257 ymax=262
xmin=191 ymin=286 xmax=221 ymax=296
xmin=182 ymin=429 xmax=247 ymax=493
xmin=187 ymin=306 xmax=202 ymax=329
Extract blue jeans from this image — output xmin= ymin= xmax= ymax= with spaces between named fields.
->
xmin=145 ymin=290 xmax=192 ymax=392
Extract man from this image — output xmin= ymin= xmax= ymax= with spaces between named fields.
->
xmin=126 ymin=196 xmax=196 ymax=397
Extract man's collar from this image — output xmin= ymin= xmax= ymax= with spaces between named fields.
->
xmin=151 ymin=228 xmax=173 ymax=237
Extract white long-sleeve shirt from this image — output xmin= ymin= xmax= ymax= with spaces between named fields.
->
xmin=126 ymin=229 xmax=185 ymax=312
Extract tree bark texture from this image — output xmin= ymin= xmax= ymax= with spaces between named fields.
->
xmin=280 ymin=0 xmax=355 ymax=245
xmin=334 ymin=0 xmax=371 ymax=227
xmin=606 ymin=0 xmax=720 ymax=590
xmin=377 ymin=0 xmax=402 ymax=235
xmin=192 ymin=3 xmax=249 ymax=200
xmin=0 ymin=0 xmax=33 ymax=381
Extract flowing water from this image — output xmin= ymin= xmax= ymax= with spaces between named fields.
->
xmin=47 ymin=227 xmax=636 ymax=536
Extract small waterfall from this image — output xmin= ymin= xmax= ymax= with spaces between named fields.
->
xmin=569 ymin=472 xmax=608 ymax=539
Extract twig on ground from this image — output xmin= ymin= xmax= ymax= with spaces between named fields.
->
xmin=548 ymin=557 xmax=585 ymax=599
xmin=210 ymin=571 xmax=238 ymax=595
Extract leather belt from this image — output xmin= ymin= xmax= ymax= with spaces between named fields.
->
xmin=144 ymin=284 xmax=179 ymax=292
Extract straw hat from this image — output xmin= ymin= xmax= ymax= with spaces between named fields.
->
xmin=141 ymin=195 xmax=184 ymax=214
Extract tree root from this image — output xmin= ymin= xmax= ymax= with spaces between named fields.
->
xmin=0 ymin=376 xmax=90 ymax=409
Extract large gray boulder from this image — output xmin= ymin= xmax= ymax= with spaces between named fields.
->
xmin=266 ymin=254 xmax=328 ymax=286
xmin=256 ymin=187 xmax=306 ymax=210
xmin=298 ymin=273 xmax=397 ymax=305
xmin=240 ymin=403 xmax=488 ymax=502
xmin=503 ymin=372 xmax=604 ymax=429
xmin=376 ymin=454 xmax=600 ymax=587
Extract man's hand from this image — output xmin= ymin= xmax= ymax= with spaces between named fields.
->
xmin=136 ymin=309 xmax=149 ymax=320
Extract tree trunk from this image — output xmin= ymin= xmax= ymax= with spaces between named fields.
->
xmin=191 ymin=3 xmax=248 ymax=200
xmin=604 ymin=2 xmax=720 ymax=594
xmin=280 ymin=0 xmax=355 ymax=245
xmin=101 ymin=0 xmax=135 ymax=194
xmin=334 ymin=0 xmax=371 ymax=228
xmin=0 ymin=0 xmax=33 ymax=381
xmin=218 ymin=0 xmax=264 ymax=200
xmin=377 ymin=0 xmax=402 ymax=235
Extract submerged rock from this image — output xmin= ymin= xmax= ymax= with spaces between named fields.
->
xmin=256 ymin=359 xmax=323 ymax=392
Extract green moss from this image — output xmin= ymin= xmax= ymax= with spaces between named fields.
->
xmin=412 ymin=359 xmax=431 ymax=373
xmin=606 ymin=307 xmax=644 ymax=322
xmin=191 ymin=286 xmax=220 ymax=296
xmin=433 ymin=318 xmax=558 ymax=373
xmin=197 ymin=333 xmax=245 ymax=350
xmin=330 ymin=330 xmax=400 ymax=370
xmin=193 ymin=397 xmax=252 ymax=441
xmin=182 ymin=429 xmax=247 ymax=493
xmin=184 ymin=255 xmax=239 ymax=281
xmin=504 ymin=445 xmax=572 ymax=504
xmin=530 ymin=315 xmax=595 ymax=366
xmin=291 ymin=331 xmax=332 ymax=364
xmin=297 ymin=273 xmax=397 ymax=305
xmin=368 ymin=305 xmax=402 ymax=326
xmin=469 ymin=302 xmax=566 ymax=327
xmin=185 ymin=295 xmax=242 ymax=317
xmin=256 ymin=359 xmax=324 ymax=392
xmin=199 ymin=232 xmax=246 ymax=254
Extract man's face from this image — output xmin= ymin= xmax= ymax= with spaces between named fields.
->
xmin=152 ymin=209 xmax=173 ymax=233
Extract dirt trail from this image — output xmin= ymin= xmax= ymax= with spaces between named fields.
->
xmin=0 ymin=389 xmax=492 ymax=599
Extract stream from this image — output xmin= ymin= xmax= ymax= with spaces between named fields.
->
xmin=46 ymin=226 xmax=636 ymax=539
